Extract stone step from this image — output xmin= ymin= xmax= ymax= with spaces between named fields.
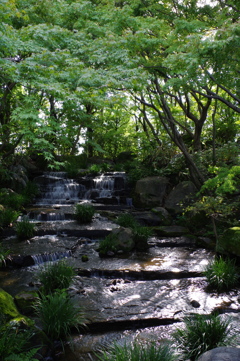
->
xmin=70 ymin=276 xmax=240 ymax=327
xmin=77 ymin=268 xmax=203 ymax=280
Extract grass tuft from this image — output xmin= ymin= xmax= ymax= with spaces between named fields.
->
xmin=116 ymin=213 xmax=139 ymax=228
xmin=15 ymin=217 xmax=35 ymax=241
xmin=96 ymin=341 xmax=176 ymax=361
xmin=172 ymin=313 xmax=235 ymax=360
xmin=38 ymin=260 xmax=76 ymax=294
xmin=33 ymin=290 xmax=85 ymax=342
xmin=204 ymin=256 xmax=239 ymax=292
xmin=75 ymin=203 xmax=95 ymax=224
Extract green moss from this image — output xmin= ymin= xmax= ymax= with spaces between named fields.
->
xmin=81 ymin=255 xmax=89 ymax=262
xmin=0 ymin=288 xmax=20 ymax=320
xmin=14 ymin=291 xmax=38 ymax=315
xmin=217 ymin=227 xmax=240 ymax=256
xmin=0 ymin=288 xmax=34 ymax=326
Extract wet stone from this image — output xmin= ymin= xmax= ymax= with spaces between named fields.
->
xmin=70 ymin=276 xmax=240 ymax=327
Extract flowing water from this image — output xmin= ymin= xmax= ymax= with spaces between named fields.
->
xmin=1 ymin=172 xmax=240 ymax=360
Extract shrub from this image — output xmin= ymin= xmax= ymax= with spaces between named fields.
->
xmin=34 ymin=290 xmax=85 ymax=342
xmin=63 ymin=154 xmax=88 ymax=178
xmin=96 ymin=341 xmax=176 ymax=361
xmin=98 ymin=233 xmax=118 ymax=256
xmin=75 ymin=204 xmax=95 ymax=224
xmin=0 ymin=191 xmax=25 ymax=210
xmin=116 ymin=213 xmax=139 ymax=229
xmin=21 ymin=181 xmax=39 ymax=205
xmin=38 ymin=260 xmax=76 ymax=294
xmin=204 ymin=256 xmax=239 ymax=292
xmin=0 ymin=208 xmax=20 ymax=228
xmin=15 ymin=217 xmax=35 ymax=241
xmin=88 ymin=163 xmax=112 ymax=174
xmin=126 ymin=160 xmax=157 ymax=184
xmin=173 ymin=313 xmax=235 ymax=360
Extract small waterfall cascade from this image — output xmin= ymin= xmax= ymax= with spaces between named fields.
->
xmin=27 ymin=211 xmax=68 ymax=222
xmin=82 ymin=172 xmax=127 ymax=204
xmin=34 ymin=171 xmax=84 ymax=206
xmin=33 ymin=171 xmax=129 ymax=208
xmin=93 ymin=174 xmax=115 ymax=197
xmin=31 ymin=250 xmax=72 ymax=265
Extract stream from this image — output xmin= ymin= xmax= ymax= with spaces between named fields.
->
xmin=1 ymin=172 xmax=240 ymax=360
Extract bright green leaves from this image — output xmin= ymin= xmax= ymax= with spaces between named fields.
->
xmin=201 ymin=166 xmax=240 ymax=196
xmin=0 ymin=0 xmax=239 ymax=170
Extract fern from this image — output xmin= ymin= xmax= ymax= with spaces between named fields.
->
xmin=5 ymin=348 xmax=39 ymax=361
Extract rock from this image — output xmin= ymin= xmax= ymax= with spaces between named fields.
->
xmin=197 ymin=236 xmax=215 ymax=249
xmin=14 ymin=290 xmax=38 ymax=315
xmin=197 ymin=347 xmax=240 ymax=361
xmin=190 ymin=300 xmax=200 ymax=308
xmin=132 ymin=211 xmax=164 ymax=226
xmin=164 ymin=181 xmax=198 ymax=214
xmin=153 ymin=225 xmax=189 ymax=237
xmin=0 ymin=288 xmax=33 ymax=325
xmin=6 ymin=254 xmax=35 ymax=268
xmin=0 ymin=288 xmax=20 ymax=321
xmin=99 ymin=227 xmax=135 ymax=257
xmin=111 ymin=227 xmax=135 ymax=253
xmin=134 ymin=176 xmax=169 ymax=208
xmin=216 ymin=227 xmax=240 ymax=257
xmin=151 ymin=207 xmax=172 ymax=226
xmin=81 ymin=255 xmax=89 ymax=262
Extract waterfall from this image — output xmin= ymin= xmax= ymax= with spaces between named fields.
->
xmin=34 ymin=171 xmax=128 ymax=206
xmin=31 ymin=250 xmax=72 ymax=265
xmin=92 ymin=175 xmax=115 ymax=198
xmin=34 ymin=172 xmax=84 ymax=205
xmin=83 ymin=172 xmax=127 ymax=203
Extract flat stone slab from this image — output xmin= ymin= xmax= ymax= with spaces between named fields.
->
xmin=197 ymin=347 xmax=240 ymax=361
xmin=70 ymin=275 xmax=240 ymax=327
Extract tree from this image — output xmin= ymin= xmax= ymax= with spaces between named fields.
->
xmin=0 ymin=0 xmax=239 ymax=182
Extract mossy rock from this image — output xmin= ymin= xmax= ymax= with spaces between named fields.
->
xmin=0 ymin=288 xmax=33 ymax=326
xmin=216 ymin=227 xmax=240 ymax=257
xmin=151 ymin=207 xmax=172 ymax=226
xmin=81 ymin=255 xmax=89 ymax=262
xmin=111 ymin=227 xmax=135 ymax=253
xmin=14 ymin=290 xmax=38 ymax=315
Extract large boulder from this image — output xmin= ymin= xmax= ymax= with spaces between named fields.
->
xmin=197 ymin=347 xmax=240 ymax=361
xmin=164 ymin=180 xmax=198 ymax=214
xmin=151 ymin=207 xmax=172 ymax=226
xmin=132 ymin=211 xmax=165 ymax=226
xmin=0 ymin=288 xmax=33 ymax=325
xmin=98 ymin=227 xmax=135 ymax=257
xmin=111 ymin=227 xmax=135 ymax=253
xmin=134 ymin=176 xmax=169 ymax=208
xmin=216 ymin=227 xmax=240 ymax=257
